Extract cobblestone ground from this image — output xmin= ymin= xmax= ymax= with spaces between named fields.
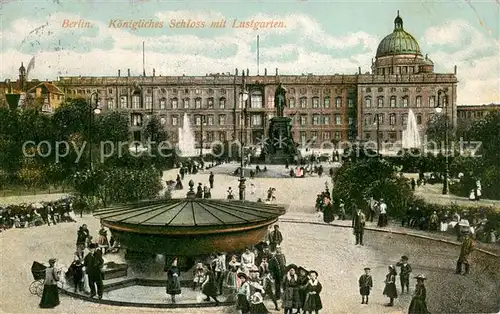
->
xmin=0 ymin=164 xmax=498 ymax=314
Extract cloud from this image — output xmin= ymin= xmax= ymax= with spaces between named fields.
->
xmin=423 ymin=19 xmax=500 ymax=104
xmin=1 ymin=13 xmax=498 ymax=104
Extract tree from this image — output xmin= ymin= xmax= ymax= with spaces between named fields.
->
xmin=96 ymin=111 xmax=130 ymax=143
xmin=425 ymin=114 xmax=453 ymax=148
xmin=144 ymin=115 xmax=169 ymax=144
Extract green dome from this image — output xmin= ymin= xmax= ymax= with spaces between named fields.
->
xmin=376 ymin=13 xmax=421 ymax=58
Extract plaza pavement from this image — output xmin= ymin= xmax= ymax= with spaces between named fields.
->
xmin=0 ymin=163 xmax=499 ymax=313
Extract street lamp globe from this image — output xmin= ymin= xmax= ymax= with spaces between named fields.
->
xmin=94 ymin=108 xmax=101 ymax=115
xmin=435 ymin=107 xmax=443 ymax=114
xmin=240 ymin=91 xmax=249 ymax=102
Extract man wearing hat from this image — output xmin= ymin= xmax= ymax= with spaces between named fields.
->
xmin=352 ymin=208 xmax=366 ymax=245
xmin=396 ymin=255 xmax=412 ymax=294
xmin=269 ymin=247 xmax=286 ymax=299
xmin=456 ymin=230 xmax=475 ymax=275
xmin=84 ymin=243 xmax=104 ymax=299
xmin=297 ymin=266 xmax=309 ymax=313
xmin=358 ymin=267 xmax=373 ymax=304
xmin=269 ymin=224 xmax=283 ymax=252
xmin=408 ymin=274 xmax=429 ymax=314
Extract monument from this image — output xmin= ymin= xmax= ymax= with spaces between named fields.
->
xmin=263 ymin=83 xmax=300 ymax=164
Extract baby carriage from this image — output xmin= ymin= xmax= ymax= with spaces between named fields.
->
xmin=30 ymin=261 xmax=46 ymax=297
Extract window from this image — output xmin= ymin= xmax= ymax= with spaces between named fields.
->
xmin=312 ymin=114 xmax=320 ymax=125
xmin=402 ymin=114 xmax=408 ymax=126
xmin=335 ymin=97 xmax=342 ymax=108
xmin=364 ymin=114 xmax=372 ymax=126
xmin=207 ymin=98 xmax=214 ymax=109
xmin=378 ymin=87 xmax=383 ymax=92
xmin=219 ymin=97 xmax=226 ymax=109
xmin=390 ymin=87 xmax=396 ymax=93
xmin=184 ymin=89 xmax=189 ymax=94
xmin=160 ymin=88 xmax=166 ymax=94
xmin=263 ymin=94 xmax=273 ymax=109
xmin=251 ymin=91 xmax=263 ymax=108
xmin=172 ymin=88 xmax=177 ymax=94
xmin=195 ymin=89 xmax=201 ymax=95
xmin=108 ymin=88 xmax=113 ymax=94
xmin=107 ymin=99 xmax=114 ymax=109
xmin=218 ymin=131 xmax=226 ymax=141
xmin=300 ymin=131 xmax=306 ymax=143
xmin=389 ymin=114 xmax=396 ymax=125
xmin=160 ymin=117 xmax=166 ymax=125
xmin=195 ymin=116 xmax=202 ymax=126
xmin=208 ymin=88 xmax=214 ymax=95
xmin=416 ymin=114 xmax=422 ymax=125
xmin=220 ymin=89 xmax=226 ymax=95
xmin=300 ymin=115 xmax=307 ymax=126
xmin=289 ymin=98 xmax=296 ymax=108
xmin=348 ymin=98 xmax=354 ymax=108
xmin=366 ymin=87 xmax=372 ymax=93
xmin=312 ymin=97 xmax=319 ymax=108
xmin=416 ymin=87 xmax=422 ymax=92
xmin=429 ymin=96 xmax=435 ymax=107
xmin=300 ymin=88 xmax=306 ymax=94
xmin=348 ymin=117 xmax=354 ymax=125
xmin=219 ymin=115 xmax=226 ymax=125
xmin=365 ymin=97 xmax=371 ymax=108
xmin=403 ymin=87 xmax=409 ymax=92
xmin=377 ymin=96 xmax=384 ymax=107
xmin=145 ymin=95 xmax=152 ymax=109
xmin=195 ymin=98 xmax=202 ymax=109
xmin=324 ymin=97 xmax=330 ymax=108
xmin=335 ymin=114 xmax=342 ymax=125
xmin=300 ymin=97 xmax=307 ymax=108
xmin=207 ymin=131 xmax=214 ymax=142
xmin=377 ymin=114 xmax=384 ymax=125
xmin=120 ymin=96 xmax=127 ymax=108
xmin=402 ymin=96 xmax=408 ymax=108
xmin=311 ymin=131 xmax=318 ymax=140
xmin=312 ymin=88 xmax=319 ymax=95
xmin=323 ymin=131 xmax=331 ymax=140
xmin=252 ymin=114 xmax=262 ymax=126
xmin=132 ymin=95 xmax=140 ymax=109
xmin=323 ymin=115 xmax=329 ymax=125
xmin=171 ymin=98 xmax=178 ymax=109
xmin=390 ymin=96 xmax=396 ymax=108
xmin=416 ymin=96 xmax=422 ymax=108
xmin=183 ymin=98 xmax=190 ymax=109
xmin=207 ymin=116 xmax=214 ymax=126
xmin=159 ymin=98 xmax=166 ymax=109
xmin=131 ymin=113 xmax=142 ymax=126
xmin=172 ymin=116 xmax=178 ymax=126
xmin=334 ymin=132 xmax=341 ymax=140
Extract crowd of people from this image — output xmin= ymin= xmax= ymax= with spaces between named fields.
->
xmin=0 ymin=198 xmax=76 ymax=231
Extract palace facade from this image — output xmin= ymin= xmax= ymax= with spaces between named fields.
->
xmin=13 ymin=13 xmax=460 ymax=149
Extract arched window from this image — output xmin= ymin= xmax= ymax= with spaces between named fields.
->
xmin=250 ymin=90 xmax=262 ymax=108
xmin=377 ymin=96 xmax=384 ymax=108
xmin=171 ymin=97 xmax=178 ymax=109
xmin=195 ymin=97 xmax=202 ymax=109
xmin=159 ymin=97 xmax=166 ymax=109
xmin=335 ymin=97 xmax=342 ymax=108
xmin=390 ymin=96 xmax=396 ymax=108
xmin=219 ymin=97 xmax=226 ymax=109
xmin=183 ymin=98 xmax=190 ymax=109
xmin=416 ymin=96 xmax=422 ymax=108
xmin=365 ymin=96 xmax=372 ymax=108
xmin=289 ymin=98 xmax=296 ymax=108
xmin=312 ymin=97 xmax=320 ymax=108
xmin=323 ymin=96 xmax=330 ymax=108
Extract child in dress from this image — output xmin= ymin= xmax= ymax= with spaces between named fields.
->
xmin=249 ymin=285 xmax=269 ymax=314
xmin=383 ymin=265 xmax=398 ymax=306
xmin=303 ymin=270 xmax=323 ymax=314
xmin=192 ymin=262 xmax=206 ymax=290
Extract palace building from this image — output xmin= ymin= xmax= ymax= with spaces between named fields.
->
xmin=12 ymin=12 xmax=459 ymax=149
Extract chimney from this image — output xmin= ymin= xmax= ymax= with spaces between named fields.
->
xmin=454 ymin=65 xmax=457 ymax=74
xmin=264 ymin=68 xmax=267 ymax=76
xmin=153 ymin=68 xmax=156 ymax=77
xmin=127 ymin=69 xmax=130 ymax=77
xmin=358 ymin=67 xmax=361 ymax=74
xmin=118 ymin=70 xmax=121 ymax=77
xmin=246 ymin=69 xmax=249 ymax=76
xmin=275 ymin=68 xmax=278 ymax=76
xmin=235 ymin=68 xmax=238 ymax=75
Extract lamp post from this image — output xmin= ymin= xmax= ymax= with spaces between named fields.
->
xmin=199 ymin=115 xmax=206 ymax=158
xmin=373 ymin=114 xmax=380 ymax=156
xmin=239 ymin=89 xmax=249 ymax=201
xmin=435 ymin=88 xmax=449 ymax=195
xmin=88 ymin=92 xmax=102 ymax=170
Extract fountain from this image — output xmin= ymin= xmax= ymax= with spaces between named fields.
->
xmin=176 ymin=113 xmax=197 ymax=157
xmin=402 ymin=109 xmax=421 ymax=149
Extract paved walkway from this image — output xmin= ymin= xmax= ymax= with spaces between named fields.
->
xmin=280 ymin=212 xmax=500 ymax=256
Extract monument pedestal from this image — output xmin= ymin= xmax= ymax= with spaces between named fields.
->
xmin=264 ymin=117 xmax=299 ymax=164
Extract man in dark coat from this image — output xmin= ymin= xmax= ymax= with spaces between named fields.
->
xmin=269 ymin=248 xmax=286 ymax=299
xmin=352 ymin=208 xmax=366 ymax=245
xmin=76 ymin=224 xmax=90 ymax=259
xmin=208 ymin=172 xmax=214 ymax=189
xmin=323 ymin=197 xmax=335 ymax=223
xmin=456 ymin=232 xmax=475 ymax=275
xmin=269 ymin=225 xmax=283 ymax=252
xmin=84 ymin=243 xmax=104 ymax=299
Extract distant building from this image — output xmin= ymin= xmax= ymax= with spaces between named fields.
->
xmin=26 ymin=82 xmax=65 ymax=113
xmin=0 ymin=63 xmax=40 ymax=109
xmin=48 ymin=13 xmax=459 ymax=148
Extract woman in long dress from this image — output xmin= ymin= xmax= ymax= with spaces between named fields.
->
xmin=39 ymin=258 xmax=60 ymax=308
xmin=97 ymin=226 xmax=109 ymax=254
xmin=303 ymin=270 xmax=323 ymax=314
xmin=202 ymin=263 xmax=220 ymax=304
xmin=166 ymin=257 xmax=181 ymax=303
xmin=236 ymin=272 xmax=250 ymax=314
xmin=283 ymin=265 xmax=301 ymax=314
xmin=249 ymin=285 xmax=269 ymax=314
xmin=408 ymin=274 xmax=430 ymax=314
xmin=383 ymin=265 xmax=398 ymax=306
xmin=224 ymin=255 xmax=241 ymax=294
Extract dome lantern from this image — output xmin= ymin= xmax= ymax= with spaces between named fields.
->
xmin=394 ymin=10 xmax=403 ymax=30
xmin=375 ymin=11 xmax=421 ymax=58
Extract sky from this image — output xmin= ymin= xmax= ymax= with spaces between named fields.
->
xmin=0 ymin=0 xmax=499 ymax=105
